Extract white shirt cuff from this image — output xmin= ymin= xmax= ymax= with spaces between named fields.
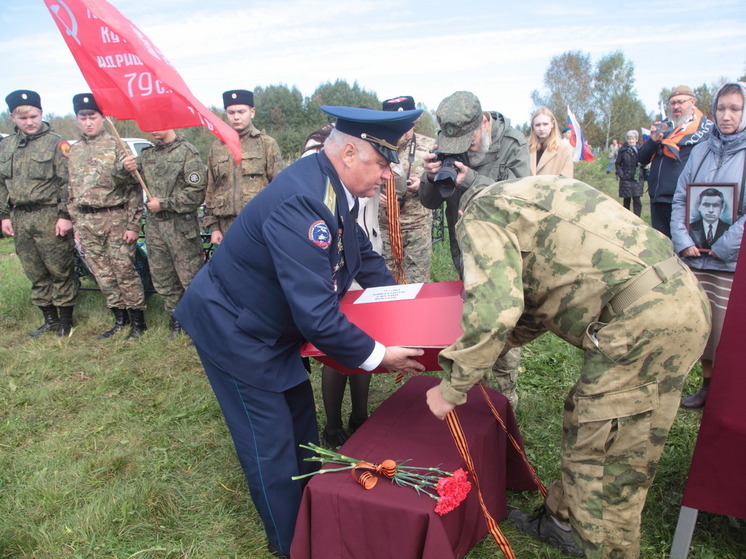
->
xmin=359 ymin=341 xmax=385 ymax=371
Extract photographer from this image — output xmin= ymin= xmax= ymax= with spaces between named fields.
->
xmin=419 ymin=91 xmax=529 ymax=274
xmin=419 ymin=91 xmax=529 ymax=408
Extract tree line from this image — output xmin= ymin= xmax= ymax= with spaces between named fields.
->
xmin=2 ymin=52 xmax=744 ymax=160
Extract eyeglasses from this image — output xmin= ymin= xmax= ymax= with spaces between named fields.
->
xmin=669 ymin=97 xmax=693 ymax=107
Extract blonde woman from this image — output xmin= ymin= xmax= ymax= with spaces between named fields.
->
xmin=528 ymin=107 xmax=573 ymax=177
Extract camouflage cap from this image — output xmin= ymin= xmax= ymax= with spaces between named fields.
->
xmin=436 ymin=91 xmax=483 ymax=154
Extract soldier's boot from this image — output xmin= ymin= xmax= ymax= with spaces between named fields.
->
xmin=56 ymin=306 xmax=74 ymax=337
xmin=168 ymin=314 xmax=183 ymax=339
xmin=127 ymin=309 xmax=148 ymax=339
xmin=28 ymin=305 xmax=60 ymax=338
xmin=97 ymin=308 xmax=129 ymax=339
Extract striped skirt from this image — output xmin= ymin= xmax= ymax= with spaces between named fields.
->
xmin=692 ymin=269 xmax=734 ymax=362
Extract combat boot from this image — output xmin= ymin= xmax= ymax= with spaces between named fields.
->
xmin=56 ymin=306 xmax=74 ymax=337
xmin=98 ymin=308 xmax=129 ymax=339
xmin=28 ymin=305 xmax=60 ymax=338
xmin=127 ymin=309 xmax=148 ymax=338
xmin=168 ymin=313 xmax=183 ymax=339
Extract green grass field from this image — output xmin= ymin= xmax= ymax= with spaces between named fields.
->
xmin=1 ymin=161 xmax=744 ymax=558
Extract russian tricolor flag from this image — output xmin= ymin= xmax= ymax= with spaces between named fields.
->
xmin=566 ymin=107 xmax=594 ymax=162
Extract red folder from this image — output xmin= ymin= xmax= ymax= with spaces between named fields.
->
xmin=301 ymin=281 xmax=464 ymax=374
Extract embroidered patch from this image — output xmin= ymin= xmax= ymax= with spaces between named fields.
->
xmin=59 ymin=141 xmax=71 ymax=158
xmin=309 ymin=220 xmax=331 ymax=249
xmin=187 ymin=171 xmax=202 ymax=184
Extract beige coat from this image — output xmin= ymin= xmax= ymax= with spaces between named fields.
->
xmin=530 ymin=140 xmax=573 ymax=177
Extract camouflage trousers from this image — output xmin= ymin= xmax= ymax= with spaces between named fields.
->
xmin=380 ymin=218 xmax=433 ymax=284
xmin=544 ymin=270 xmax=710 ymax=559
xmin=145 ymin=213 xmax=205 ymax=313
xmin=11 ymin=206 xmax=78 ymax=307
xmin=76 ymin=209 xmax=145 ymax=310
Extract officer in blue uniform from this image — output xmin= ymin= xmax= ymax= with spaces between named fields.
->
xmin=175 ymin=106 xmax=426 ymax=558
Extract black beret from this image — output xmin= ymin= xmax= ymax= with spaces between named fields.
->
xmin=6 ymin=90 xmax=42 ymax=112
xmin=223 ymin=89 xmax=254 ymax=108
xmin=382 ymin=96 xmax=416 ymax=112
xmin=73 ymin=93 xmax=102 ymax=115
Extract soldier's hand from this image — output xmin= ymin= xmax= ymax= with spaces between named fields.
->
xmin=406 ymin=177 xmax=421 ymax=192
xmin=210 ymin=230 xmax=224 ymax=245
xmin=55 ymin=218 xmax=73 ymax=237
xmin=426 ymin=385 xmax=456 ymax=420
xmin=380 ymin=346 xmax=425 ymax=375
xmin=1 ymin=218 xmax=13 ymax=237
xmin=123 ymin=229 xmax=139 ymax=244
xmin=453 ymin=161 xmax=470 ymax=186
xmin=146 ymin=198 xmax=161 ymax=213
xmin=122 ymin=155 xmax=138 ymax=173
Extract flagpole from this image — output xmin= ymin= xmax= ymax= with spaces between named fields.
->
xmin=104 ymin=117 xmax=153 ymax=200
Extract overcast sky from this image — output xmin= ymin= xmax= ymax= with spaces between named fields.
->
xmin=3 ymin=0 xmax=745 ymax=126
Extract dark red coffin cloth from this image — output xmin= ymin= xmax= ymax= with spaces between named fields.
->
xmin=682 ymin=247 xmax=746 ymax=520
xmin=291 ymin=376 xmax=538 ymax=559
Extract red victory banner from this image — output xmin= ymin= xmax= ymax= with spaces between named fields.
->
xmin=43 ymin=0 xmax=241 ymax=163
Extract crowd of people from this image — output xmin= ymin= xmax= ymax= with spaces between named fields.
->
xmin=2 ymin=81 xmax=744 ymax=559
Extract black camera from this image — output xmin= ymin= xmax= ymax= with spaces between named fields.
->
xmin=430 ymin=150 xmax=469 ymax=198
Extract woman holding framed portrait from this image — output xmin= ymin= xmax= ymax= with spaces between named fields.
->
xmin=671 ymin=82 xmax=746 ymax=408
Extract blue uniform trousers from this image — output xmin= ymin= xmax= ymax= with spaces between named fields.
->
xmin=196 ymin=346 xmax=319 ymax=555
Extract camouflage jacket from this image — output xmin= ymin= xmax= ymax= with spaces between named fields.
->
xmin=379 ymin=133 xmax=436 ymax=229
xmin=438 ymin=176 xmax=677 ymax=404
xmin=203 ymin=125 xmax=283 ymax=229
xmin=0 ymin=122 xmax=70 ymax=221
xmin=138 ymin=135 xmax=206 ymax=215
xmin=67 ymin=130 xmax=142 ymax=231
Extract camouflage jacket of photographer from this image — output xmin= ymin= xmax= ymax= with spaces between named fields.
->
xmin=0 ymin=122 xmax=70 ymax=221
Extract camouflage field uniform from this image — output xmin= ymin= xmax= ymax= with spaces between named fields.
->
xmin=378 ymin=133 xmax=436 ymax=283
xmin=420 ymin=111 xmax=530 ymax=407
xmin=68 ymin=130 xmax=145 ymax=310
xmin=203 ymin=126 xmax=283 ymax=236
xmin=437 ymin=176 xmax=711 ymax=559
xmin=0 ymin=123 xmax=77 ymax=308
xmin=139 ymin=135 xmax=206 ymax=313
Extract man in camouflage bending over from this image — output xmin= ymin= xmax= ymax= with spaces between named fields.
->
xmin=426 ymin=175 xmax=710 ymax=559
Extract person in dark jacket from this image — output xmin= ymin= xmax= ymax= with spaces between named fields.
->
xmin=174 ymin=106 xmax=425 ymax=558
xmin=638 ymin=85 xmax=712 ymax=237
xmin=615 ymin=130 xmax=643 ymax=216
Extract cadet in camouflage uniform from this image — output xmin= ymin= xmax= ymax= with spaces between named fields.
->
xmin=0 ymin=90 xmax=77 ymax=337
xmin=421 ymin=91 xmax=531 ymax=408
xmin=203 ymin=89 xmax=283 ymax=245
xmin=378 ymin=96 xmax=436 ymax=284
xmin=123 ymin=129 xmax=206 ymax=336
xmin=67 ymin=93 xmax=146 ymax=339
xmin=426 ymin=176 xmax=711 ymax=559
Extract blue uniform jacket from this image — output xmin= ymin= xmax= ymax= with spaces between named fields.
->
xmin=175 ymin=151 xmax=394 ymax=392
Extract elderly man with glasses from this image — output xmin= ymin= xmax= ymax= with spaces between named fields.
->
xmin=638 ymin=85 xmax=713 ymax=237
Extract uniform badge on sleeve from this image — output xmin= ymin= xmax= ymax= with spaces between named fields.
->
xmin=59 ymin=141 xmax=71 ymax=158
xmin=187 ymin=171 xmax=202 ymax=184
xmin=309 ymin=220 xmax=331 ymax=249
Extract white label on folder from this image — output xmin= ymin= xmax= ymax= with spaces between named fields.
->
xmin=354 ymin=283 xmax=424 ymax=304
